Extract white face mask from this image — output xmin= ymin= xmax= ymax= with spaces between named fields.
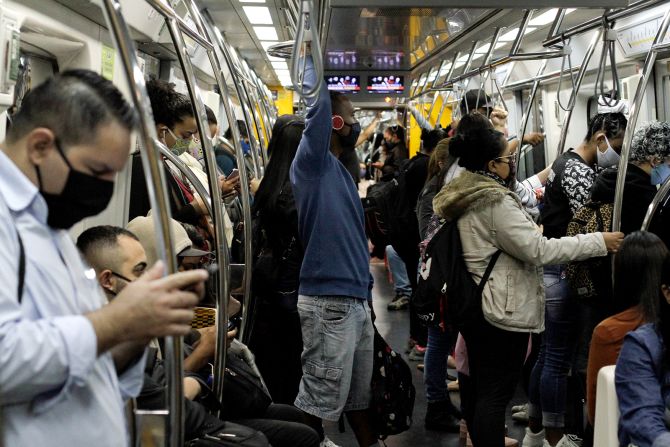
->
xmin=596 ymin=136 xmax=620 ymax=168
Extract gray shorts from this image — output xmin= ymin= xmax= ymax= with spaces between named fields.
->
xmin=294 ymin=295 xmax=374 ymax=421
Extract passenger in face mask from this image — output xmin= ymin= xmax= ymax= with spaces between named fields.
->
xmin=371 ymin=124 xmax=408 ymax=181
xmin=0 ymin=69 xmax=207 ymax=446
xmin=590 ymin=121 xmax=670 ymax=235
xmin=432 ymin=126 xmax=623 ymax=447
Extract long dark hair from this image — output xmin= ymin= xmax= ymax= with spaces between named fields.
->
xmin=655 ymin=255 xmax=670 ymax=368
xmin=614 ymin=232 xmax=668 ymax=315
xmin=252 ymin=115 xmax=305 ymax=247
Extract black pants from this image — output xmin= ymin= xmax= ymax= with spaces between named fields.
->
xmin=234 ymin=403 xmax=320 ymax=447
xmin=461 ymin=319 xmax=528 ymax=447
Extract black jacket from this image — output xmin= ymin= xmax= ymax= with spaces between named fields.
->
xmin=589 ymin=163 xmax=657 ymax=235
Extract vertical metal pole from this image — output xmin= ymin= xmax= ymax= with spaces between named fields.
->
xmin=547 ymin=8 xmax=567 ymax=41
xmin=510 ymin=10 xmax=533 ymax=56
xmin=556 ymin=29 xmax=602 ymax=156
xmin=100 ymin=1 xmax=181 ymax=445
xmin=200 ymin=13 xmax=256 ymax=348
xmin=515 ymin=60 xmax=548 ymax=170
xmin=613 ymin=8 xmax=670 ymax=232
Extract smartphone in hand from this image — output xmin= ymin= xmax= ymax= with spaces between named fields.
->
xmin=227 ymin=169 xmax=240 ymax=181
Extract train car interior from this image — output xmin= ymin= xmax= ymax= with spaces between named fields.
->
xmin=4 ymin=0 xmax=670 ymax=446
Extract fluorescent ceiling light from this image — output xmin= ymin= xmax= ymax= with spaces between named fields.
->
xmin=475 ymin=43 xmax=491 ymax=54
xmin=439 ymin=63 xmax=452 ymax=74
xmin=529 ymin=8 xmax=560 ymax=26
xmin=241 ymin=0 xmax=266 ymax=3
xmin=260 ymin=41 xmax=278 ymax=50
xmin=494 ymin=41 xmax=507 ymax=49
xmin=457 ymin=54 xmax=469 ymax=63
xmin=268 ymin=55 xmax=284 ymax=62
xmin=253 ymin=26 xmax=278 ymax=41
xmin=243 ymin=6 xmax=273 ymax=25
xmin=498 ymin=26 xmax=537 ymax=42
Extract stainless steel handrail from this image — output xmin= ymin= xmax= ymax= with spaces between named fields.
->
xmin=99 ymin=1 xmax=182 ymax=445
xmin=556 ymin=29 xmax=602 ymax=157
xmin=158 ymin=146 xmax=212 ymax=214
xmin=642 ymin=176 xmax=670 ymax=231
xmin=515 ymin=59 xmax=548 ymax=170
xmin=510 ymin=10 xmax=532 ymax=56
xmin=200 ymin=12 xmax=256 ymax=349
xmin=291 ymin=0 xmax=324 ymax=99
xmin=146 ymin=0 xmax=214 ymax=51
xmin=543 ymin=0 xmax=665 ymax=47
xmin=613 ymin=8 xmax=670 ymax=232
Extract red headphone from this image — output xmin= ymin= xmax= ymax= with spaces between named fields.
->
xmin=332 ymin=115 xmax=345 ymax=131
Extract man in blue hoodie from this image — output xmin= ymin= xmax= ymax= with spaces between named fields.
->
xmin=290 ymin=55 xmax=376 ymax=447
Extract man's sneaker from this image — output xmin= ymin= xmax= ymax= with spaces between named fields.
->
xmin=387 ymin=294 xmax=410 ymax=310
xmin=408 ymin=344 xmax=426 ymax=361
xmin=555 ymin=434 xmax=583 ymax=447
xmin=319 ymin=436 xmax=341 ymax=447
xmin=521 ymin=427 xmax=550 ymax=447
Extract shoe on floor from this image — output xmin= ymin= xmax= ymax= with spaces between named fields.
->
xmin=555 ymin=434 xmax=583 ymax=447
xmin=505 ymin=437 xmax=520 ymax=447
xmin=425 ymin=400 xmax=461 ymax=432
xmin=408 ymin=345 xmax=426 ymax=361
xmin=406 ymin=338 xmax=417 ymax=354
xmin=522 ymin=427 xmax=550 ymax=447
xmin=416 ymin=363 xmax=424 ymax=372
xmin=387 ymin=294 xmax=410 ymax=310
xmin=319 ymin=436 xmax=341 ymax=447
xmin=447 ymin=380 xmax=459 ymax=392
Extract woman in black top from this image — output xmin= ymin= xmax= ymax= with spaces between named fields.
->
xmin=248 ymin=115 xmax=306 ymax=405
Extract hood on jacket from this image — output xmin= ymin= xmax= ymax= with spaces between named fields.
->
xmin=590 ymin=163 xmax=654 ymax=203
xmin=433 ymin=170 xmax=518 ymax=221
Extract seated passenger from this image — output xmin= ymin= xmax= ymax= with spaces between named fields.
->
xmin=0 ymin=69 xmax=205 ymax=446
xmin=206 ymin=105 xmax=237 ymax=176
xmin=616 ymin=253 xmax=670 ymax=447
xmin=432 ymin=124 xmax=624 ymax=447
xmin=586 ymin=231 xmax=667 ymax=427
xmin=78 ymin=224 xmax=319 ymax=447
xmin=590 ymin=121 xmax=670 ymax=234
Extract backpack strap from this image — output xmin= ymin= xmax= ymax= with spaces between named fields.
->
xmin=477 ymin=250 xmax=502 ymax=295
xmin=17 ymin=229 xmax=25 ymax=303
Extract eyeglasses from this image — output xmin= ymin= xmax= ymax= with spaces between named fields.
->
xmin=495 ymin=154 xmax=516 ymax=165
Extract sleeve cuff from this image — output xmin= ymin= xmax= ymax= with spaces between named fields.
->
xmin=523 ymin=174 xmax=543 ymax=190
xmin=652 ymin=432 xmax=670 ymax=447
xmin=118 ymin=349 xmax=148 ymax=401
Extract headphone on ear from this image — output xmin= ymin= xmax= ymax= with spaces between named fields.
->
xmin=332 ymin=115 xmax=345 ymax=131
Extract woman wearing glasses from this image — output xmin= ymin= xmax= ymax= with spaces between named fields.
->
xmin=431 ymin=126 xmax=624 ymax=447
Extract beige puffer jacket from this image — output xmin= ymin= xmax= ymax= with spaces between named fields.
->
xmin=433 ymin=170 xmax=607 ymax=332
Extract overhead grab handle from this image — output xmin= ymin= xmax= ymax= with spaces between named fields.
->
xmin=595 ymin=17 xmax=621 ymax=108
xmin=290 ymin=0 xmax=324 ymax=100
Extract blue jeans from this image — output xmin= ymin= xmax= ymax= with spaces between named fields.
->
xmin=385 ymin=245 xmax=412 ymax=296
xmin=424 ymin=325 xmax=455 ymax=403
xmin=528 ymin=265 xmax=578 ymax=428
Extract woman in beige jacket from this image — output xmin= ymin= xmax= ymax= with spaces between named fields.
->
xmin=432 ymin=126 xmax=623 ymax=447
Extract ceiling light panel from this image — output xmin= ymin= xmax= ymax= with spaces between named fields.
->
xmin=240 ymin=0 xmax=266 ymax=3
xmin=243 ymin=6 xmax=273 ymax=25
xmin=253 ymin=26 xmax=278 ymax=41
xmin=498 ymin=26 xmax=537 ymax=42
xmin=260 ymin=41 xmax=278 ymax=50
xmin=529 ymin=8 xmax=559 ymax=26
xmin=272 ymin=61 xmax=289 ymax=71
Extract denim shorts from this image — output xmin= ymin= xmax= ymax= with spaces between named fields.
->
xmin=294 ymin=295 xmax=374 ymax=421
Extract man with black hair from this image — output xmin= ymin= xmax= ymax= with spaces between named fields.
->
xmin=0 ymin=69 xmax=207 ymax=445
xmin=290 ymin=56 xmax=377 ymax=447
xmin=372 ymin=124 xmax=408 ymax=180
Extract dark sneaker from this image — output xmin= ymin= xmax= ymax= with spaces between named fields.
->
xmin=387 ymin=294 xmax=410 ymax=310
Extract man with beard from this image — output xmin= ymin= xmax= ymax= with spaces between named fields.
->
xmin=290 ymin=54 xmax=376 ymax=447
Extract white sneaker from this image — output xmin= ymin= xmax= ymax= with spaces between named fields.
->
xmin=320 ymin=436 xmax=342 ymax=447
xmin=522 ymin=427 xmax=550 ymax=447
xmin=555 ymin=434 xmax=583 ymax=447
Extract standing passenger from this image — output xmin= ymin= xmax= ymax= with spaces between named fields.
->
xmin=525 ymin=113 xmax=627 ymax=447
xmin=0 ymin=69 xmax=206 ymax=445
xmin=290 ymin=55 xmax=376 ymax=447
xmin=432 ymin=125 xmax=623 ymax=447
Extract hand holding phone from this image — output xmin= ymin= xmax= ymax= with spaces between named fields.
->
xmin=227 ymin=169 xmax=240 ymax=181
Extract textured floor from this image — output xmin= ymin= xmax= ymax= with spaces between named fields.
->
xmin=324 ymin=262 xmax=528 ymax=447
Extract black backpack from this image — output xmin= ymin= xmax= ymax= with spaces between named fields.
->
xmin=412 ymin=218 xmax=501 ymax=330
xmin=364 ymin=160 xmax=418 ymax=252
xmin=369 ymin=327 xmax=415 ymax=440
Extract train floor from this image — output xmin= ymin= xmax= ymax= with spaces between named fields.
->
xmin=324 ymin=260 xmax=528 ymax=446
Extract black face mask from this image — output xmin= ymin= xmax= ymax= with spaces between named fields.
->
xmin=36 ymin=139 xmax=114 ymax=229
xmin=338 ymin=122 xmax=361 ymax=150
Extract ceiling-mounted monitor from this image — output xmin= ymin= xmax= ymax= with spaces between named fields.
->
xmin=325 ymin=75 xmax=361 ymax=93
xmin=367 ymin=75 xmax=404 ymax=94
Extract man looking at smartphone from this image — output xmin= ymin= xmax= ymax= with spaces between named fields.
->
xmin=0 ymin=69 xmax=207 ymax=446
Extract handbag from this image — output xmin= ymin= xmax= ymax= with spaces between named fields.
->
xmin=186 ymin=421 xmax=269 ymax=446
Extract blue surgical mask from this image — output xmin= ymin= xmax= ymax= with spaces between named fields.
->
xmin=651 ymin=163 xmax=670 ymax=186
xmin=241 ymin=140 xmax=251 ymax=155
xmin=596 ymin=136 xmax=621 ymax=168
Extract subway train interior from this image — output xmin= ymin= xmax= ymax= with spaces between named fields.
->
xmin=4 ymin=0 xmax=670 ymax=446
